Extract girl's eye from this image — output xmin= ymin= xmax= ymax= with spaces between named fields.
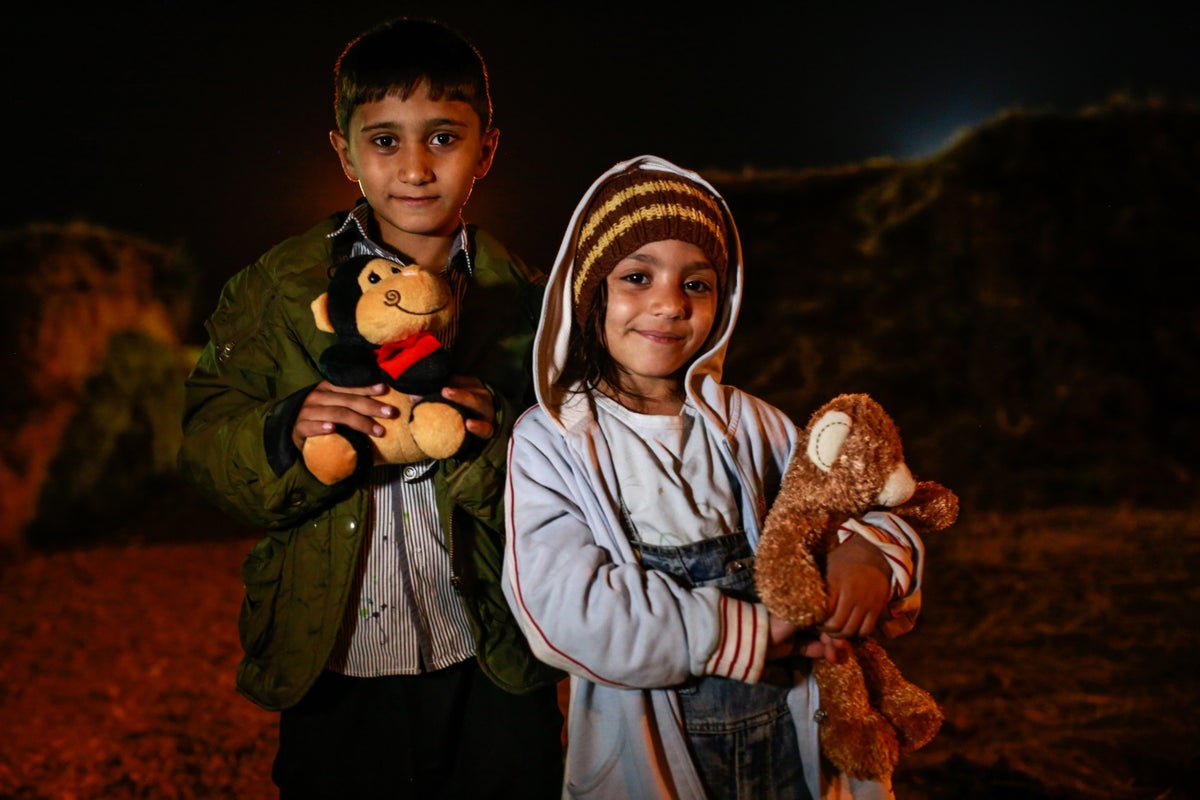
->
xmin=620 ymin=272 xmax=648 ymax=285
xmin=684 ymin=279 xmax=713 ymax=293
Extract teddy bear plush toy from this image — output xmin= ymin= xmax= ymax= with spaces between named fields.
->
xmin=301 ymin=255 xmax=468 ymax=486
xmin=755 ymin=392 xmax=959 ymax=782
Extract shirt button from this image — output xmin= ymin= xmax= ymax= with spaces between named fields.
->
xmin=288 ymin=491 xmax=305 ymax=506
xmin=403 ymin=466 xmax=418 ymax=479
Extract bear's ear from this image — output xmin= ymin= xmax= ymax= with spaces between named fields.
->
xmin=311 ymin=292 xmax=334 ymax=333
xmin=806 ymin=409 xmax=851 ymax=473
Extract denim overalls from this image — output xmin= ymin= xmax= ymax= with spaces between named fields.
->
xmin=632 ymin=531 xmax=813 ymax=800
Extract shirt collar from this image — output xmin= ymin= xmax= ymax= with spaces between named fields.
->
xmin=329 ymin=200 xmax=471 ymax=275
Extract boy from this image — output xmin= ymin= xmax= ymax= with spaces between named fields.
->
xmin=178 ymin=17 xmax=563 ymax=799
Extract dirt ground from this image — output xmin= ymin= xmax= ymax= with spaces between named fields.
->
xmin=1 ymin=503 xmax=1197 ymax=799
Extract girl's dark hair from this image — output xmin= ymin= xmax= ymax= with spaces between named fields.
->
xmin=333 ymin=17 xmax=493 ymax=135
xmin=555 ymin=281 xmax=614 ymax=397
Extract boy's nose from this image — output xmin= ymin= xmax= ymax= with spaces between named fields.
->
xmin=397 ymin=147 xmax=433 ymax=184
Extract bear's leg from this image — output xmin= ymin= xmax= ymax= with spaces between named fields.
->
xmin=813 ymin=656 xmax=900 ymax=782
xmin=857 ymin=638 xmax=944 ymax=753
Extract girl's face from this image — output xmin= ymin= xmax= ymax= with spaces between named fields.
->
xmin=602 ymin=239 xmax=720 ymax=405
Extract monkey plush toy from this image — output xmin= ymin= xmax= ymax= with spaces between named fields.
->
xmin=755 ymin=393 xmax=959 ymax=782
xmin=301 ymin=255 xmax=468 ymax=486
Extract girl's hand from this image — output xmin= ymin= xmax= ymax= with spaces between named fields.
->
xmin=767 ymin=616 xmax=849 ymax=663
xmin=794 ymin=631 xmax=850 ymax=663
xmin=821 ymin=531 xmax=892 ymax=638
xmin=766 ymin=614 xmax=799 ymax=661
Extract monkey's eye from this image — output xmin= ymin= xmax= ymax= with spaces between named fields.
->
xmin=367 ymin=272 xmax=381 ymax=284
xmin=391 ymin=265 xmax=401 ymax=274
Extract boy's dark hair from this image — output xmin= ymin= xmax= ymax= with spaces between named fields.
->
xmin=333 ymin=17 xmax=492 ymax=135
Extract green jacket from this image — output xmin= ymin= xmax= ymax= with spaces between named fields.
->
xmin=178 ymin=214 xmax=561 ymax=711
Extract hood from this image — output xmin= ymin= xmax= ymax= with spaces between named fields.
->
xmin=533 ymin=155 xmax=745 ymax=434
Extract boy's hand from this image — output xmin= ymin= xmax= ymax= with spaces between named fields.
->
xmin=292 ymin=381 xmax=396 ymax=452
xmin=821 ymin=531 xmax=892 ymax=639
xmin=441 ymin=376 xmax=495 ymax=440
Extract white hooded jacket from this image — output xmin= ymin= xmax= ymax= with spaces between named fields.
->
xmin=502 ymin=155 xmax=916 ymax=799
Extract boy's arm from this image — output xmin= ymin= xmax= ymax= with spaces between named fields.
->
xmin=440 ymin=376 xmax=497 ymax=441
xmin=435 ymin=378 xmax=513 ymax=535
xmin=178 ymin=264 xmax=347 ymax=530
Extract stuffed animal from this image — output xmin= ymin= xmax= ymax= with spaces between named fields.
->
xmin=301 ymin=255 xmax=468 ymax=485
xmin=755 ymin=392 xmax=959 ymax=782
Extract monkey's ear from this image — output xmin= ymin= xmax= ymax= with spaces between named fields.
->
xmin=311 ymin=293 xmax=334 ymax=333
xmin=806 ymin=409 xmax=851 ymax=473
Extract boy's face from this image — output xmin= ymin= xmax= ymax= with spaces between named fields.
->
xmin=330 ymin=83 xmax=498 ymax=258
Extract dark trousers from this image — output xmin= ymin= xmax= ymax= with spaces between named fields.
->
xmin=273 ymin=660 xmax=563 ymax=799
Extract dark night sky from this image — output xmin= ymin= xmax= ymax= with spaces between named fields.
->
xmin=3 ymin=1 xmax=1196 ymax=292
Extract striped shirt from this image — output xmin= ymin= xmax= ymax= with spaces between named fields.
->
xmin=323 ymin=204 xmax=476 ymax=676
xmin=325 ymin=462 xmax=476 ymax=675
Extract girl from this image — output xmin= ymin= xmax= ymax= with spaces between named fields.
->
xmin=502 ymin=155 xmax=924 ymax=799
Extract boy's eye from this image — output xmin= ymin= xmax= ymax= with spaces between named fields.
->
xmin=371 ymin=134 xmax=397 ymax=148
xmin=430 ymin=132 xmax=457 ymax=147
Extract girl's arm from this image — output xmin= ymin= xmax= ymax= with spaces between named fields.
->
xmin=825 ymin=511 xmax=925 ymax=638
xmin=502 ymin=414 xmax=770 ymax=689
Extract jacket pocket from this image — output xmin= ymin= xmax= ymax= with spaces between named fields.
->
xmin=564 ymin=689 xmax=625 ymax=797
xmin=238 ymin=536 xmax=284 ymax=657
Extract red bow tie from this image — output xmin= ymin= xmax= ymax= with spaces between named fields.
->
xmin=374 ymin=332 xmax=441 ymax=380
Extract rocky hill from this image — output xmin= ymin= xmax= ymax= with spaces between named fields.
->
xmin=714 ymin=97 xmax=1199 ymax=512
xmin=0 ymin=223 xmax=197 ymax=552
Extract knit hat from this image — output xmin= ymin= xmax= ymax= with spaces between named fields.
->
xmin=572 ymin=169 xmax=729 ymax=319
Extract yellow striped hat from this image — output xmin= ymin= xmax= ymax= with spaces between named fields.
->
xmin=572 ymin=168 xmax=729 ymax=319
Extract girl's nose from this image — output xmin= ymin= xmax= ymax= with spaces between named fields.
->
xmin=651 ymin=287 xmax=686 ymax=318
